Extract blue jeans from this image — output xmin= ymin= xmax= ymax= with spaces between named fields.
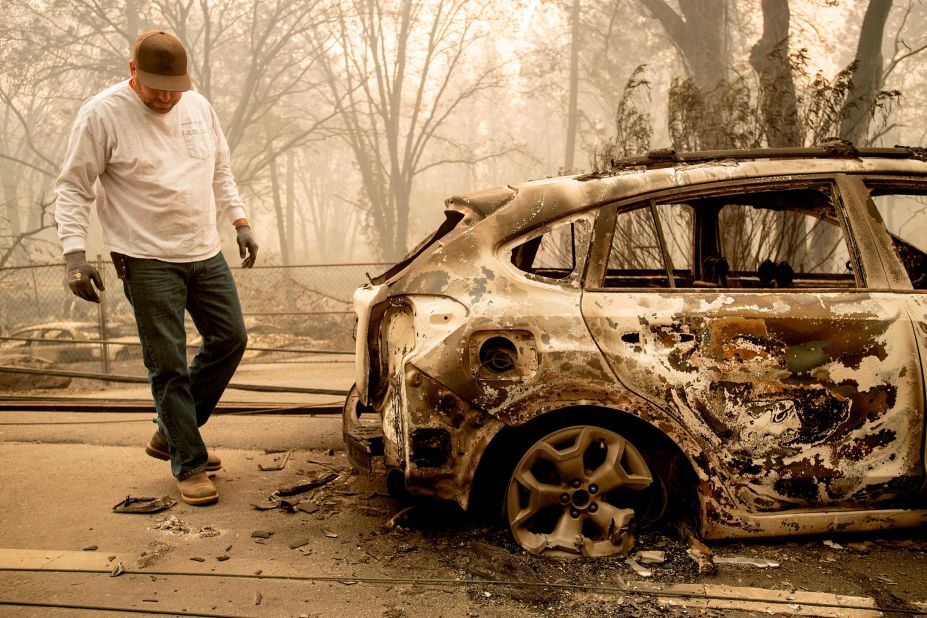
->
xmin=122 ymin=252 xmax=247 ymax=479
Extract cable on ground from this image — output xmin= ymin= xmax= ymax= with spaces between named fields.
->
xmin=1 ymin=567 xmax=924 ymax=615
xmin=0 ymin=366 xmax=348 ymax=396
xmin=0 ymin=600 xmax=245 ymax=618
xmin=0 ymin=400 xmax=345 ymax=425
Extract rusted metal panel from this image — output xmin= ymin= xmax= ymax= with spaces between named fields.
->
xmin=582 ymin=291 xmax=924 ymax=518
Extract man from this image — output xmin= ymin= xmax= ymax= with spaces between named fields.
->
xmin=54 ymin=30 xmax=258 ymax=506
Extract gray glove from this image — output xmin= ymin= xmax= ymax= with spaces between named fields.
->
xmin=236 ymin=225 xmax=258 ymax=268
xmin=65 ymin=250 xmax=104 ymax=303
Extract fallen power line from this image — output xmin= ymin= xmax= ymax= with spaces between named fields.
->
xmin=0 ymin=335 xmax=354 ymax=355
xmin=0 ymin=396 xmax=344 ymax=415
xmin=1 ymin=567 xmax=924 ymax=616
xmin=0 ymin=600 xmax=244 ymax=618
xmin=0 ymin=366 xmax=349 ymax=396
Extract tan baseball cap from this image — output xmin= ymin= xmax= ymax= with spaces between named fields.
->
xmin=132 ymin=30 xmax=191 ymax=92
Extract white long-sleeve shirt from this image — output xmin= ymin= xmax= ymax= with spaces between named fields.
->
xmin=54 ymin=80 xmax=247 ymax=262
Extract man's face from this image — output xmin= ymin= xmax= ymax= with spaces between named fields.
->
xmin=129 ymin=60 xmax=182 ymax=114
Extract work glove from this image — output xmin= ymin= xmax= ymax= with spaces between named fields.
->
xmin=65 ymin=250 xmax=104 ymax=303
xmin=236 ymin=225 xmax=258 ymax=268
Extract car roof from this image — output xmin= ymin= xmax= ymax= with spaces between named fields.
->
xmin=576 ymin=143 xmax=925 ymax=175
xmin=443 ymin=145 xmax=927 ymax=235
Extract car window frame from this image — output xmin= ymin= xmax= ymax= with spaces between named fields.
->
xmin=585 ymin=175 xmax=871 ymax=292
xmin=844 ymin=174 xmax=927 ymax=292
xmin=497 ymin=211 xmax=596 ymax=289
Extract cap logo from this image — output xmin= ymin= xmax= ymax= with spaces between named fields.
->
xmin=156 ymin=49 xmax=174 ymax=73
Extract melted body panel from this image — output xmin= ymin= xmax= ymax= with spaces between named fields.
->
xmin=582 ymin=290 xmax=925 ymax=515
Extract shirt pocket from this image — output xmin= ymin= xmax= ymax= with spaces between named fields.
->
xmin=182 ymin=123 xmax=211 ymax=160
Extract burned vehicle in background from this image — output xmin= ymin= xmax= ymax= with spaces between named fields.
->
xmin=0 ymin=321 xmax=139 ymax=363
xmin=344 ymin=145 xmax=927 ymax=558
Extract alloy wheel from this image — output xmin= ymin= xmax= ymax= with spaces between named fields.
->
xmin=505 ymin=425 xmax=653 ymax=558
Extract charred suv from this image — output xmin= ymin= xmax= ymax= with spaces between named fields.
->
xmin=344 ymin=145 xmax=927 ymax=558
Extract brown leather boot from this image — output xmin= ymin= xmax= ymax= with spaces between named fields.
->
xmin=145 ymin=430 xmax=222 ymax=471
xmin=176 ymin=472 xmax=218 ymax=506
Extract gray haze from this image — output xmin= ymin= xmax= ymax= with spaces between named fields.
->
xmin=1 ymin=0 xmax=925 ymax=265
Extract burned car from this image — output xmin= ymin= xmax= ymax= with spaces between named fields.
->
xmin=344 ymin=145 xmax=927 ymax=558
xmin=0 ymin=321 xmax=140 ymax=363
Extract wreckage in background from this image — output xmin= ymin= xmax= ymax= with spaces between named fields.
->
xmin=343 ymin=144 xmax=927 ymax=558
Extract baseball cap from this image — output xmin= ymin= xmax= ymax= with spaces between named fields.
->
xmin=132 ymin=30 xmax=192 ymax=92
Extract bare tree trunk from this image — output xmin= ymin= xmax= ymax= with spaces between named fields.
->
xmin=641 ymin=0 xmax=728 ymax=90
xmin=749 ymin=0 xmax=800 ymax=147
xmin=1 ymin=168 xmax=20 ymax=238
xmin=270 ymin=158 xmax=289 ymax=265
xmin=298 ymin=208 xmax=312 ymax=262
xmin=1 ymin=169 xmax=27 ymax=266
xmin=642 ymin=0 xmax=731 ymax=148
xmin=270 ymin=158 xmax=296 ymax=309
xmin=840 ymin=0 xmax=892 ymax=145
xmin=198 ymin=0 xmax=213 ymax=101
xmin=564 ymin=0 xmax=580 ymax=173
xmin=384 ymin=0 xmax=411 ymax=260
xmin=395 ymin=183 xmax=409 ymax=261
xmin=285 ymin=150 xmax=295 ymax=265
xmin=748 ymin=0 xmax=804 ymax=264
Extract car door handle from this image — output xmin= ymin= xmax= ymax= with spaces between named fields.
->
xmin=621 ymin=328 xmax=694 ymax=345
xmin=653 ymin=326 xmax=695 ymax=344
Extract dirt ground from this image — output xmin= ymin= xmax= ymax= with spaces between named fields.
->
xmin=1 ymin=362 xmax=926 ymax=617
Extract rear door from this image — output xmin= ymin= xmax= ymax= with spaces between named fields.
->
xmin=581 ymin=178 xmax=924 ymax=512
xmin=862 ymin=178 xmax=927 ymax=492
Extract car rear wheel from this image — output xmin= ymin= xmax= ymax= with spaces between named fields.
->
xmin=505 ymin=425 xmax=663 ymax=558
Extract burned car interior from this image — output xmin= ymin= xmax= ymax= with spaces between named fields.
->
xmin=509 ymin=218 xmax=584 ymax=281
xmin=867 ymin=184 xmax=927 ymax=289
xmin=345 ymin=146 xmax=927 ymax=559
xmin=599 ymin=185 xmax=855 ymax=290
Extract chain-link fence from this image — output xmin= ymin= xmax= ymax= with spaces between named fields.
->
xmin=0 ymin=258 xmax=391 ymax=374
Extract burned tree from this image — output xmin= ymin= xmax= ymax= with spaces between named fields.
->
xmin=749 ymin=0 xmax=800 ymax=148
xmin=839 ymin=0 xmax=892 ymax=146
xmin=318 ymin=0 xmax=505 ymax=260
